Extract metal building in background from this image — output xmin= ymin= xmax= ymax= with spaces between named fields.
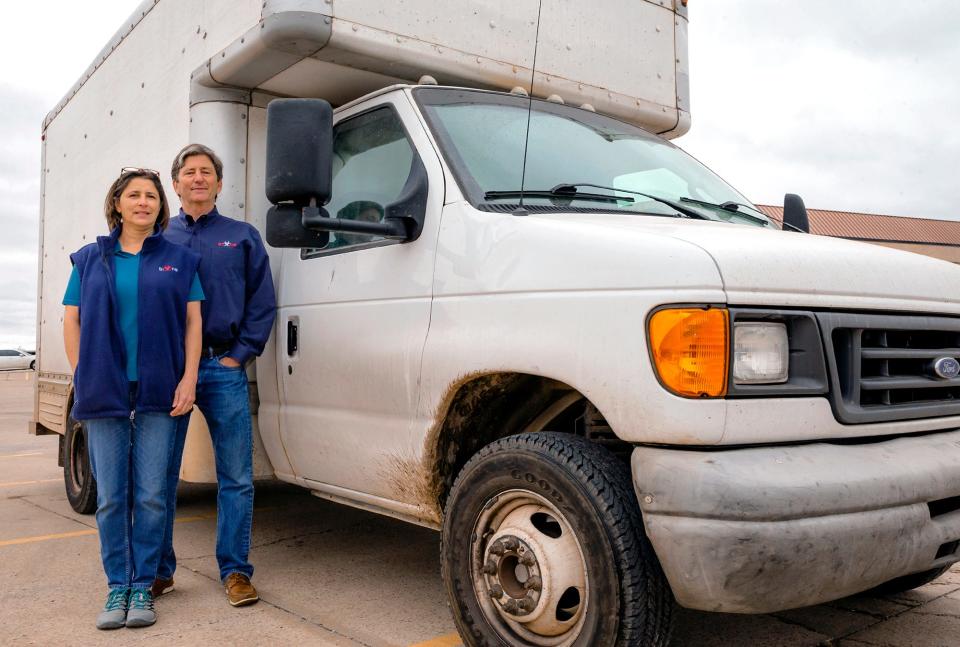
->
xmin=758 ymin=205 xmax=960 ymax=264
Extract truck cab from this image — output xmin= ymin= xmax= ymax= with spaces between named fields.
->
xmin=259 ymin=83 xmax=960 ymax=645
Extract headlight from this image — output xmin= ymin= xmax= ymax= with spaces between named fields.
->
xmin=733 ymin=322 xmax=789 ymax=384
xmin=648 ymin=307 xmax=729 ymax=397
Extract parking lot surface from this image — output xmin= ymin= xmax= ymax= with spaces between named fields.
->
xmin=2 ymin=371 xmax=959 ymax=646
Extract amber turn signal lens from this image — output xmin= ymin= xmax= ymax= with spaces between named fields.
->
xmin=648 ymin=308 xmax=729 ymax=397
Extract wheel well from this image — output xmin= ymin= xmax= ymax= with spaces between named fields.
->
xmin=430 ymin=373 xmax=630 ymax=512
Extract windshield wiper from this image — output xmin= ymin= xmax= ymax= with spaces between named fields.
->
xmin=484 ymin=188 xmax=632 ymax=204
xmin=678 ymin=197 xmax=770 ymax=225
xmin=550 ymin=183 xmax=709 ymax=220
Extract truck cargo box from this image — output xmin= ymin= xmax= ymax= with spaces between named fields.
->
xmin=215 ymin=0 xmax=691 ymax=136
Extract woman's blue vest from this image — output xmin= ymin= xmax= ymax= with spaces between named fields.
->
xmin=70 ymin=227 xmax=201 ymax=420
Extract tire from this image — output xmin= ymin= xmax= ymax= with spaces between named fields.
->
xmin=866 ymin=566 xmax=951 ymax=596
xmin=441 ymin=432 xmax=674 ymax=647
xmin=62 ymin=414 xmax=97 ymax=514
xmin=29 ymin=360 xmax=35 ymax=370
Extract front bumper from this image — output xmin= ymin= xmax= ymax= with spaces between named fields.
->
xmin=632 ymin=429 xmax=960 ymax=613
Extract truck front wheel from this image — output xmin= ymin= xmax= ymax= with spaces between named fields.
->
xmin=62 ymin=415 xmax=97 ymax=514
xmin=441 ymin=432 xmax=673 ymax=647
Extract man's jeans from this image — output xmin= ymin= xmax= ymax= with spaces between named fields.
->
xmin=158 ymin=356 xmax=254 ymax=582
xmin=85 ymin=410 xmax=177 ymax=590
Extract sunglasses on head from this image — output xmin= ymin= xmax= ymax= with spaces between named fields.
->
xmin=120 ymin=167 xmax=160 ymax=177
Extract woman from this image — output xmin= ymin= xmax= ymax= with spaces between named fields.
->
xmin=62 ymin=168 xmax=204 ymax=629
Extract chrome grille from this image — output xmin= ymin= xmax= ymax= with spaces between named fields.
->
xmin=819 ymin=313 xmax=960 ymax=424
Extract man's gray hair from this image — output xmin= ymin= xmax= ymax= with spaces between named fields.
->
xmin=171 ymin=143 xmax=224 ymax=181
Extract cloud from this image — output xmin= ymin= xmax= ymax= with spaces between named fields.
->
xmin=0 ymin=84 xmax=44 ymax=345
xmin=681 ymin=0 xmax=960 ymax=220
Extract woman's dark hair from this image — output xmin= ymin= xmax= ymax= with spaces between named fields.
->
xmin=103 ymin=169 xmax=170 ymax=231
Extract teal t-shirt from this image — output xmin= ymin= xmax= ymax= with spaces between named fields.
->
xmin=63 ymin=243 xmax=204 ymax=381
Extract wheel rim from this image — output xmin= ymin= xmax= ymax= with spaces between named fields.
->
xmin=471 ymin=489 xmax=589 ymax=646
xmin=68 ymin=422 xmax=86 ymax=493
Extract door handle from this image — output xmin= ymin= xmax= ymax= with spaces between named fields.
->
xmin=287 ymin=320 xmax=298 ymax=356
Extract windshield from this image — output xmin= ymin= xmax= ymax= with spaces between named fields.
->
xmin=414 ymin=88 xmax=770 ymax=227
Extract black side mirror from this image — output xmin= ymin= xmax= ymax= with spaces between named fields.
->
xmin=783 ymin=193 xmax=810 ymax=233
xmin=265 ymin=99 xmax=335 ymax=248
xmin=264 ymin=98 xmax=429 ymax=249
xmin=266 ymin=204 xmax=330 ymax=248
xmin=266 ymin=99 xmax=334 ymax=206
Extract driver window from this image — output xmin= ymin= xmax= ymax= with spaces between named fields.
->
xmin=322 ymin=106 xmax=414 ymax=251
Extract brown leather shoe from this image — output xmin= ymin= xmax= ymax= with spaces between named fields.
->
xmin=150 ymin=577 xmax=174 ymax=598
xmin=224 ymin=573 xmax=259 ymax=607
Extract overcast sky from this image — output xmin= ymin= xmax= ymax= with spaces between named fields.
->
xmin=1 ymin=0 xmax=958 ymax=348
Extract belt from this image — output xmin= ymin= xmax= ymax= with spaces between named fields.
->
xmin=202 ymin=343 xmax=232 ymax=359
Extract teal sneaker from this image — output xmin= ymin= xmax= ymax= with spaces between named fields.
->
xmin=96 ymin=588 xmax=129 ymax=630
xmin=125 ymin=588 xmax=157 ymax=628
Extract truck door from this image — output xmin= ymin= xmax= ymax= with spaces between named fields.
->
xmin=275 ymin=93 xmax=442 ymax=501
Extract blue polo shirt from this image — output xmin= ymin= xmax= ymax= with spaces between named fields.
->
xmin=63 ymin=242 xmax=204 ymax=381
xmin=164 ymin=206 xmax=276 ymax=365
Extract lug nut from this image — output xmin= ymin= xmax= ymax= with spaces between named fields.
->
xmin=503 ymin=599 xmax=520 ymax=614
xmin=488 ymin=584 xmax=504 ymax=598
xmin=519 ymin=598 xmax=536 ymax=612
xmin=524 ymin=576 xmax=542 ymax=591
xmin=519 ymin=552 xmax=536 ymax=566
xmin=482 ymin=560 xmax=497 ymax=575
xmin=489 ymin=541 xmax=505 ymax=556
xmin=502 ymin=537 xmax=519 ymax=551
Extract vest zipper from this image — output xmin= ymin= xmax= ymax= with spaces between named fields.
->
xmin=135 ymin=242 xmax=145 ymax=413
xmin=100 ymin=246 xmax=130 ymax=386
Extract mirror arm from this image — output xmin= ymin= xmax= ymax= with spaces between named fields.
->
xmin=301 ymin=206 xmax=408 ymax=240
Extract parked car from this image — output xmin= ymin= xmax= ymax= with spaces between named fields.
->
xmin=0 ymin=349 xmax=35 ymax=371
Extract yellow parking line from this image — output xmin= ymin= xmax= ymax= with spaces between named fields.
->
xmin=0 ymin=512 xmax=216 ymax=548
xmin=0 ymin=528 xmax=98 ymax=547
xmin=0 ymin=506 xmax=279 ymax=548
xmin=408 ymin=634 xmax=463 ymax=647
xmin=171 ymin=513 xmax=216 ymax=523
xmin=0 ymin=478 xmax=60 ymax=488
xmin=0 ymin=452 xmax=44 ymax=459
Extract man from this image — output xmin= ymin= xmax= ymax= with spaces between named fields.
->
xmin=156 ymin=143 xmax=276 ymax=606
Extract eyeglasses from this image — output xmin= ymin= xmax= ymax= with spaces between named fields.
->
xmin=120 ymin=167 xmax=160 ymax=177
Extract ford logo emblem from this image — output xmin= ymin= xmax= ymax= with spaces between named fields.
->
xmin=933 ymin=356 xmax=960 ymax=379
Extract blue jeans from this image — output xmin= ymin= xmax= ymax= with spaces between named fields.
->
xmin=158 ymin=356 xmax=254 ymax=582
xmin=85 ymin=407 xmax=177 ymax=590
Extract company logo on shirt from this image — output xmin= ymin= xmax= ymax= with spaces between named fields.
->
xmin=217 ymin=241 xmax=239 ymax=248
xmin=158 ymin=264 xmax=179 ymax=272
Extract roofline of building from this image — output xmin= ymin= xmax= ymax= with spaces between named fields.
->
xmin=835 ymin=236 xmax=960 ymax=248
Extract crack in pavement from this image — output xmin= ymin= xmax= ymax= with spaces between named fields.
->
xmin=176 ymin=523 xmax=364 ymax=563
xmin=182 ymin=565 xmax=375 ymax=647
xmin=248 ymin=524 xmax=357 ymax=550
xmin=825 ymin=601 xmax=910 ymax=621
xmin=766 ymin=612 xmax=830 ymax=639
xmin=818 ymin=585 xmax=960 ymax=645
xmin=910 ymin=611 xmax=960 ymax=618
xmin=15 ymin=495 xmax=96 ymax=529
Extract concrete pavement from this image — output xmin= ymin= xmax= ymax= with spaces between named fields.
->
xmin=1 ymin=371 xmax=959 ymax=646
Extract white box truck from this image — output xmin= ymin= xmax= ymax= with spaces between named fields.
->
xmin=33 ymin=1 xmax=960 ymax=644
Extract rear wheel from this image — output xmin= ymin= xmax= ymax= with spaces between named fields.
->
xmin=62 ymin=414 xmax=97 ymax=514
xmin=441 ymin=432 xmax=673 ymax=647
